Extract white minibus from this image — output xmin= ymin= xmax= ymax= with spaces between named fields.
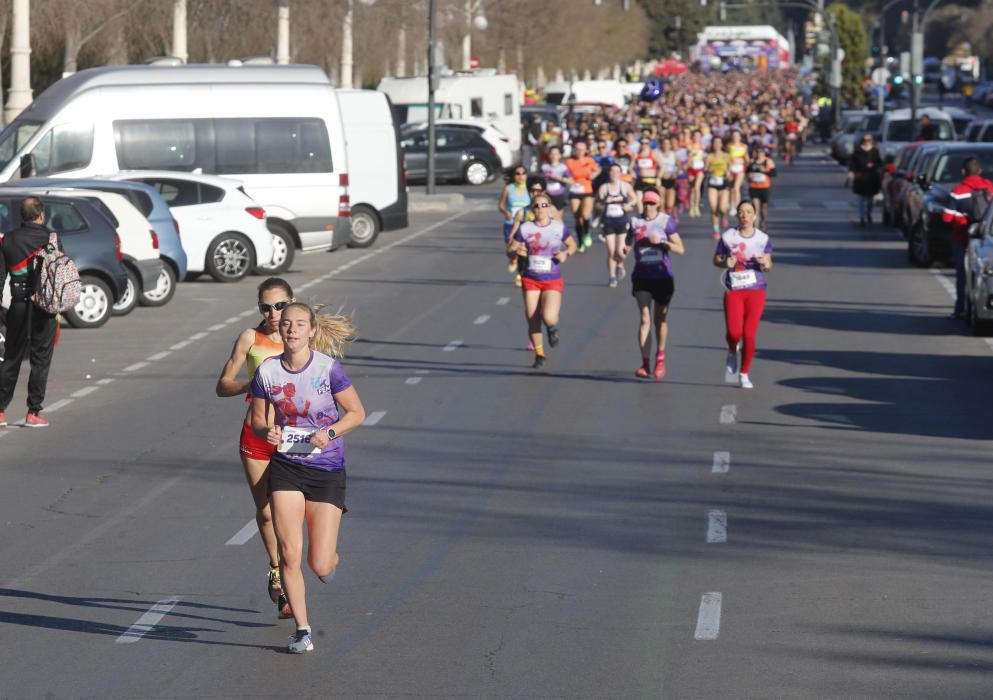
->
xmin=0 ymin=64 xmax=352 ymax=253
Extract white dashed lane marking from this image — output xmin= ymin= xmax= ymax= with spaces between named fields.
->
xmin=70 ymin=387 xmax=99 ymax=399
xmin=116 ymin=598 xmax=180 ymax=644
xmin=496 ymin=297 xmax=510 ymax=306
xmin=147 ymin=351 xmax=171 ymax=362
xmin=96 ymin=378 xmax=116 ymax=386
xmin=695 ymin=593 xmax=723 ymax=640
xmin=405 ymin=377 xmax=422 ymax=385
xmin=719 ymin=404 xmax=737 ymax=424
xmin=190 ymin=332 xmax=208 ymax=341
xmin=44 ymin=399 xmax=74 ymax=413
xmin=712 ymin=451 xmax=731 ymax=474
xmin=123 ymin=362 xmax=149 ymax=373
xmin=170 ymin=340 xmax=192 ymax=351
xmin=363 ymin=411 xmax=387 ymax=426
xmin=473 ymin=315 xmax=491 ymax=325
xmin=707 ymin=510 xmax=728 ymax=543
xmin=225 ymin=520 xmax=258 ymax=546
xmin=443 ymin=340 xmax=464 ymax=352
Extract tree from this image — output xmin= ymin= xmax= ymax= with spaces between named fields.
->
xmin=827 ymin=3 xmax=868 ymax=107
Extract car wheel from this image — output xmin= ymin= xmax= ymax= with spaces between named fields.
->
xmin=970 ymin=296 xmax=993 ymax=335
xmin=111 ymin=267 xmax=139 ymax=317
xmin=254 ymin=222 xmax=294 ymax=275
xmin=207 ymin=232 xmax=255 ymax=283
xmin=139 ymin=264 xmax=177 ymax=307
xmin=64 ymin=276 xmax=112 ymax=329
xmin=464 ymin=160 xmax=491 ymax=186
xmin=348 ymin=205 xmax=380 ymax=248
xmin=909 ymin=222 xmax=932 ymax=267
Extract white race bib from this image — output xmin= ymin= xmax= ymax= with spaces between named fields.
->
xmin=730 ymin=163 xmax=744 ymax=174
xmin=570 ymin=184 xmax=586 ymax=194
xmin=710 ymin=176 xmax=724 ymax=187
xmin=729 ymin=270 xmax=757 ymax=289
xmin=278 ymin=426 xmax=321 ymax=455
xmin=691 ymin=159 xmax=705 ymax=170
xmin=748 ymin=173 xmax=768 ymax=184
xmin=787 ymin=133 xmax=798 ymax=141
xmin=529 ymin=255 xmax=553 ymax=273
xmin=639 ymin=246 xmax=664 ymax=263
xmin=606 ymin=203 xmax=625 ymax=218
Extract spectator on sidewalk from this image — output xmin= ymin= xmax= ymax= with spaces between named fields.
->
xmin=847 ymin=133 xmax=882 ymax=226
xmin=947 ymin=157 xmax=993 ymax=319
xmin=0 ymin=197 xmax=59 ymax=428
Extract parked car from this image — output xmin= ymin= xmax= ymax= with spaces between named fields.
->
xmin=881 ymin=142 xmax=925 ymax=231
xmin=964 ymin=119 xmax=993 ymax=143
xmin=905 ymin=143 xmax=993 ymax=267
xmin=942 ymin=106 xmax=976 ymax=139
xmin=400 ymin=125 xmax=502 ymax=186
xmin=0 ymin=185 xmax=162 ymax=317
xmin=836 ymin=112 xmax=884 ymax=164
xmin=14 ymin=177 xmax=185 ymax=307
xmin=878 ymin=107 xmax=956 ymax=162
xmin=901 ymin=143 xmax=945 ymax=247
xmin=403 ymin=120 xmax=514 ymax=171
xmin=0 ymin=194 xmax=126 ymax=328
xmin=964 ymin=198 xmax=993 ymax=334
xmin=107 ymin=171 xmax=275 ymax=282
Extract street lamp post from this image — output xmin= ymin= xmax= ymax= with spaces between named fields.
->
xmin=427 ymin=0 xmax=438 ymax=194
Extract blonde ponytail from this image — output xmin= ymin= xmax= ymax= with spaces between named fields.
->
xmin=309 ymin=305 xmax=356 ymax=358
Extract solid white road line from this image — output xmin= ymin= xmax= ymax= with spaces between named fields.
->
xmin=405 ymin=377 xmax=423 ymax=385
xmin=719 ymin=404 xmax=737 ymax=424
xmin=496 ymin=297 xmax=510 ymax=306
xmin=712 ymin=451 xmax=731 ymax=474
xmin=147 ymin=351 xmax=171 ymax=362
xmin=443 ymin=340 xmax=464 ymax=352
xmin=239 ymin=309 xmax=256 ymax=318
xmin=225 ymin=520 xmax=258 ymax=546
xmin=116 ymin=598 xmax=180 ymax=644
xmin=70 ymin=386 xmax=99 ymax=399
xmin=123 ymin=361 xmax=149 ymax=373
xmin=707 ymin=510 xmax=728 ymax=543
xmin=694 ymin=592 xmax=723 ymax=640
xmin=44 ymin=399 xmax=74 ymax=413
xmin=473 ymin=314 xmax=491 ymax=325
xmin=364 ymin=410 xmax=387 ymax=426
xmin=224 ymin=316 xmax=241 ymax=324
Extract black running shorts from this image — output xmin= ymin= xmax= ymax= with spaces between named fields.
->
xmin=269 ymin=459 xmax=347 ymax=511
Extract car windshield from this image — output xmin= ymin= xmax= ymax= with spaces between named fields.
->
xmin=932 ymin=152 xmax=993 ymax=184
xmin=0 ymin=120 xmax=42 ymax=171
xmin=885 ymin=118 xmax=954 ymax=141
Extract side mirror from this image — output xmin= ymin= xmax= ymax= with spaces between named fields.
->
xmin=916 ymin=174 xmax=929 ymax=187
xmin=969 ymin=222 xmax=983 ymax=239
xmin=18 ymin=153 xmax=35 ymax=179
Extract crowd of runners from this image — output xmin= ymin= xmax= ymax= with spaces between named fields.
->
xmin=502 ymin=70 xmax=808 ymax=382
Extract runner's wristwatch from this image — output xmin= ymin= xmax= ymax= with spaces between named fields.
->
xmin=325 ymin=427 xmax=336 ymax=440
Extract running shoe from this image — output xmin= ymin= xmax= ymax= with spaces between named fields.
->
xmin=318 ymin=569 xmax=336 ymax=584
xmin=577 ymin=244 xmax=587 ymax=254
xmin=287 ymin=628 xmax=314 ymax=654
xmin=0 ymin=412 xmax=6 ymax=428
xmin=635 ymin=365 xmax=650 ymax=378
xmin=608 ymin=277 xmax=618 ymax=288
xmin=267 ymin=565 xmax=282 ymax=603
xmin=654 ymin=353 xmax=666 ymax=380
xmin=597 ymin=232 xmax=606 ymax=243
xmin=514 ymin=273 xmax=522 ymax=287
xmin=532 ymin=355 xmax=546 ymax=369
xmin=721 ymin=215 xmax=728 ymax=229
xmin=583 ymin=235 xmax=593 ymax=248
xmin=24 ymin=412 xmax=48 ymax=428
xmin=278 ymin=593 xmax=293 ymax=620
xmin=616 ymin=265 xmax=626 ymax=281
xmin=548 ymin=328 xmax=559 ymax=347
xmin=739 ymin=373 xmax=754 ymax=389
xmin=507 ymin=260 xmax=516 ymax=273
xmin=725 ymin=351 xmax=738 ymax=376
xmin=527 ymin=340 xmax=535 ymax=351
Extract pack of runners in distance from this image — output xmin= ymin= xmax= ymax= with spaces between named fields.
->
xmin=502 ymin=70 xmax=799 ymax=384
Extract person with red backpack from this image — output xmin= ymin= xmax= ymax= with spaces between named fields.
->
xmin=948 ymin=158 xmax=993 ymax=320
xmin=0 ymin=197 xmax=59 ymax=428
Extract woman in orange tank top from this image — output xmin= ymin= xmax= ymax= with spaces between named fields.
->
xmin=216 ymin=277 xmax=294 ymax=618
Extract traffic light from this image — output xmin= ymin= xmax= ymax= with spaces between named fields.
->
xmin=893 ymin=74 xmax=905 ymax=85
xmin=914 ymin=74 xmax=924 ymax=84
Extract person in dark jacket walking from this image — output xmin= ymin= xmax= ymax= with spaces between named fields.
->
xmin=847 ymin=133 xmax=883 ymax=226
xmin=0 ymin=197 xmax=58 ymax=428
xmin=946 ymin=157 xmax=993 ymax=319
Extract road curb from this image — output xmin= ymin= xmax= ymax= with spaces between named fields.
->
xmin=408 ymin=193 xmax=465 ymax=213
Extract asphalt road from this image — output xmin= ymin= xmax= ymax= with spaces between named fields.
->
xmin=1 ymin=142 xmax=992 ymax=699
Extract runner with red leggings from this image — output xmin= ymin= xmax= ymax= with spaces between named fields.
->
xmin=713 ymin=201 xmax=773 ymax=389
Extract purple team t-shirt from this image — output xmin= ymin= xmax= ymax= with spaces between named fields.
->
xmin=515 ymin=219 xmax=572 ymax=281
xmin=714 ymin=228 xmax=773 ymax=291
xmin=251 ymin=350 xmax=353 ymax=471
xmin=628 ymin=213 xmax=678 ymax=279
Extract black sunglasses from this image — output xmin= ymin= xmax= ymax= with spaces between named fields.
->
xmin=532 ymin=202 xmax=551 ymax=209
xmin=529 ymin=187 xmax=544 ymax=193
xmin=514 ymin=170 xmax=527 ymax=175
xmin=259 ymin=300 xmax=292 ymax=314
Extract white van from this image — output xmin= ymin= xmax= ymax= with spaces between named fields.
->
xmin=878 ymin=107 xmax=956 ymax=161
xmin=378 ymin=73 xmax=521 ymax=153
xmin=566 ymin=80 xmax=627 ymax=108
xmin=0 ymin=64 xmax=352 ymax=253
xmin=336 ymin=89 xmax=407 ymax=248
